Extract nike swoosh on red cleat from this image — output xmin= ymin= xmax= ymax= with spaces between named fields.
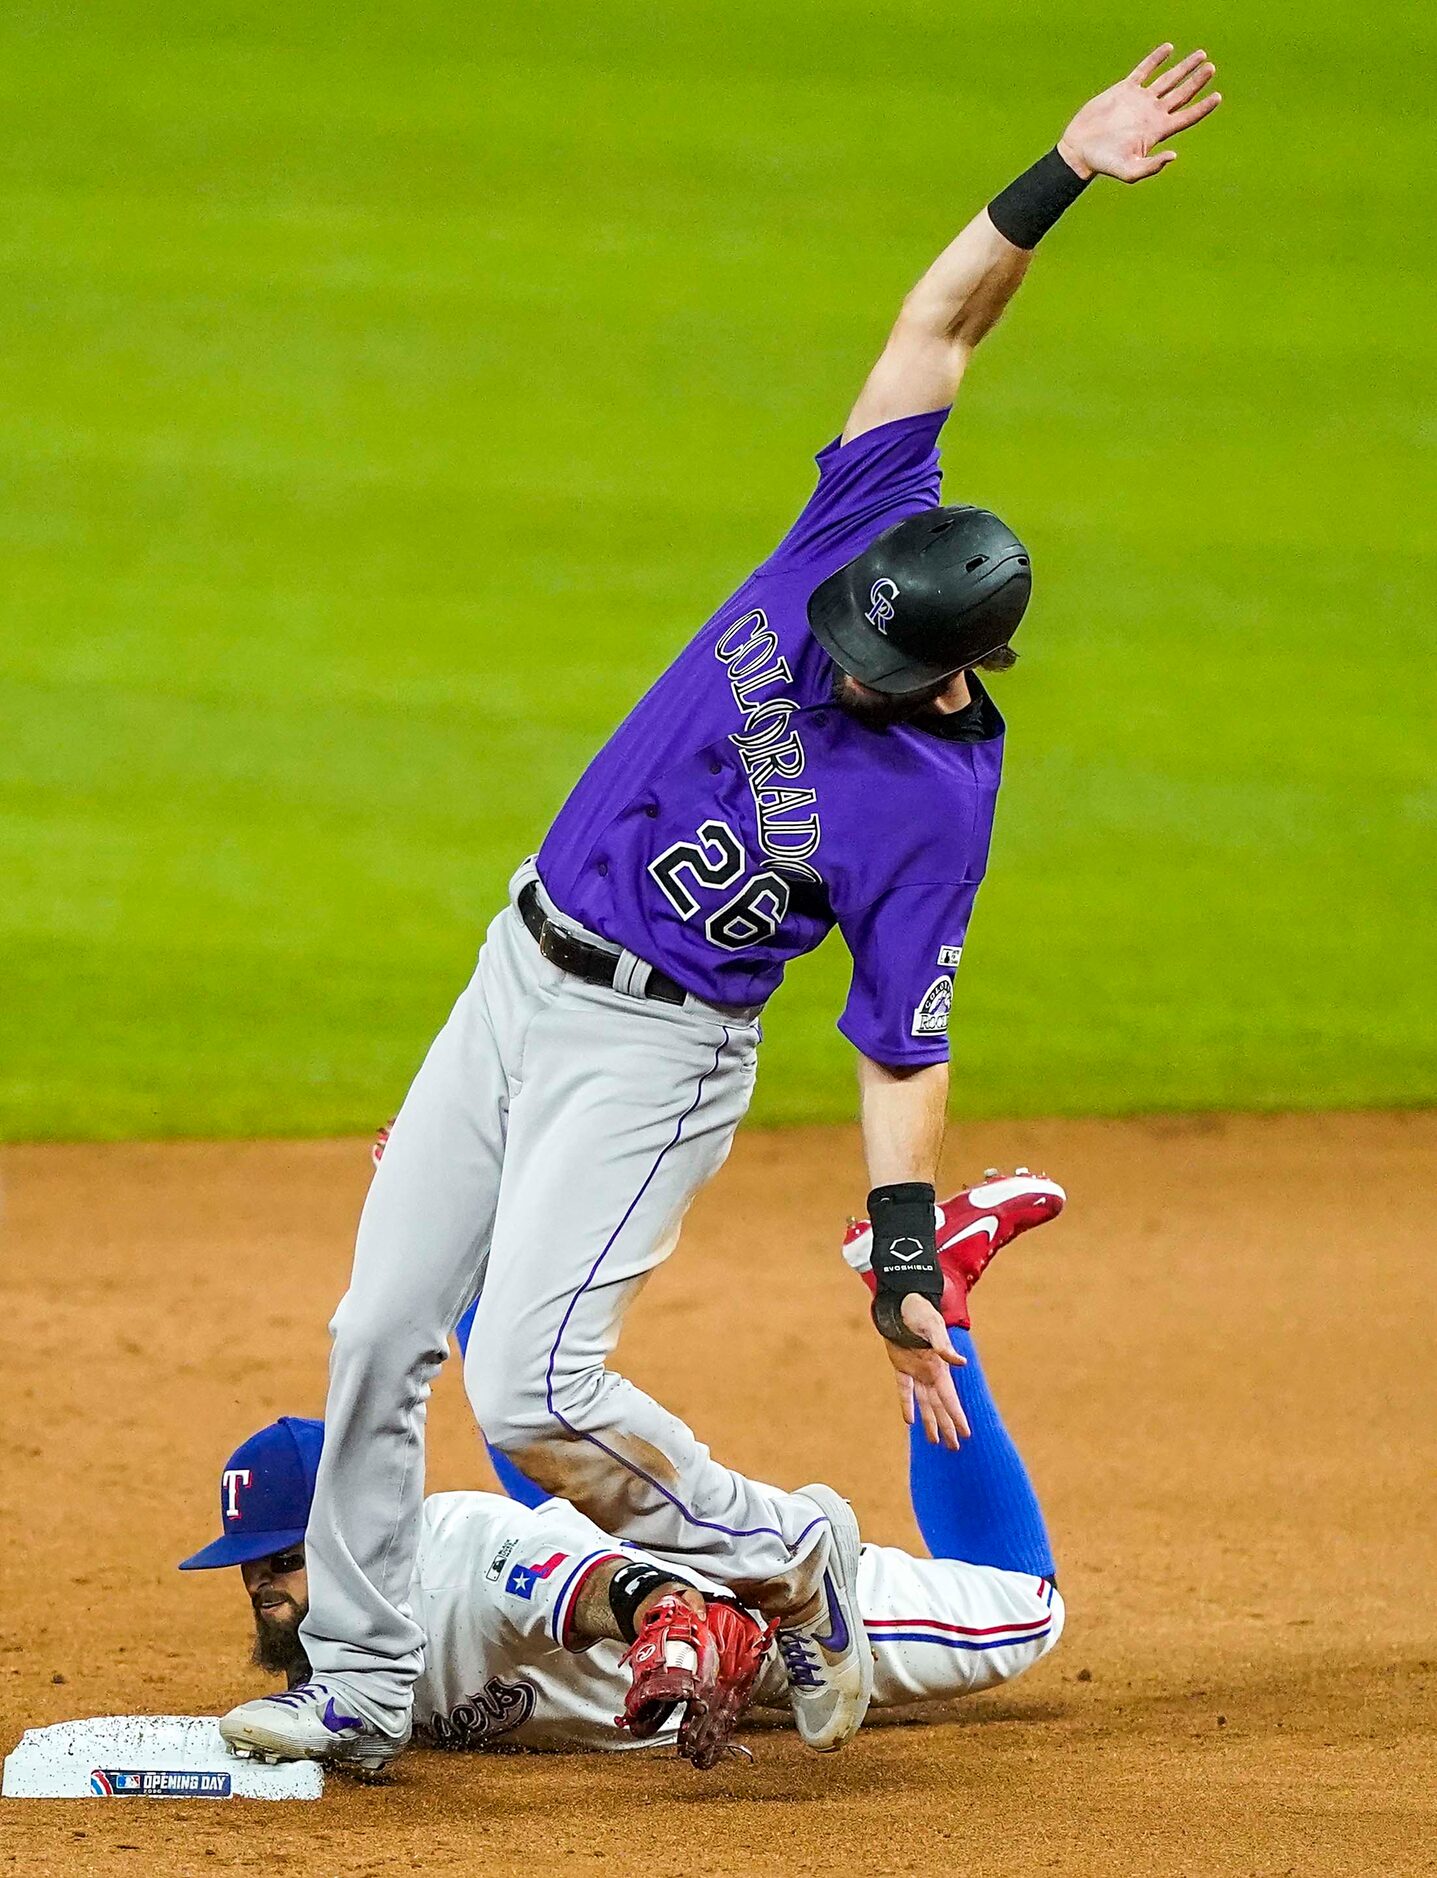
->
xmin=937 ymin=1215 xmax=999 ymax=1252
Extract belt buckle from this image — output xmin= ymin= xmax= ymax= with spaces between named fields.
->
xmin=536 ymin=922 xmax=564 ymax=968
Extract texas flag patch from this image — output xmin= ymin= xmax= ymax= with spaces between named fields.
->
xmin=505 ymin=1553 xmax=568 ymax=1600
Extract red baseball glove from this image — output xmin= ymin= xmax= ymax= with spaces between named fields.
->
xmin=684 ymin=1600 xmax=775 ymax=1770
xmin=617 ymin=1594 xmax=773 ymax=1770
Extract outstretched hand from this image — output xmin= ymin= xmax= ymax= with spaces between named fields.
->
xmin=882 ymin=1295 xmax=970 ymax=1450
xmin=1060 ymin=44 xmax=1222 ymax=184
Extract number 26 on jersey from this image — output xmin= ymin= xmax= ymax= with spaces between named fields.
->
xmin=647 ymin=819 xmax=790 ymax=951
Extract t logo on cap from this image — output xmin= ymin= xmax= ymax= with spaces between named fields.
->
xmin=222 ymin=1468 xmax=253 ymax=1520
xmin=179 ymin=1417 xmax=324 ymax=1572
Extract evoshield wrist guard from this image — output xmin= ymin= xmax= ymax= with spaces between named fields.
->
xmin=866 ymin=1181 xmax=942 ymax=1349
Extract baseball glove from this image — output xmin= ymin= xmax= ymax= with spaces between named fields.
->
xmin=616 ymin=1594 xmax=772 ymax=1770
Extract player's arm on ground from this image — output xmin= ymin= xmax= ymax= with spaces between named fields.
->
xmin=842 ymin=44 xmax=1221 ymax=444
xmin=856 ymin=1053 xmax=971 ymax=1449
xmin=570 ymin=1560 xmax=702 ymax=1646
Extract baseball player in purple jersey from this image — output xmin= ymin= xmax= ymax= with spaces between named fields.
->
xmin=222 ymin=46 xmax=1220 ymax=1775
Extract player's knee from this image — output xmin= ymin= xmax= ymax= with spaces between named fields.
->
xmin=465 ymin=1364 xmax=546 ymax=1452
xmin=538 ymin=1360 xmax=612 ymax=1436
xmin=468 ymin=1357 xmax=607 ymax=1454
xmin=329 ymin=1289 xmax=447 ymax=1378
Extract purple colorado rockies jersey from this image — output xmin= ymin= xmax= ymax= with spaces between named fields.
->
xmin=536 ymin=407 xmax=1004 ymax=1067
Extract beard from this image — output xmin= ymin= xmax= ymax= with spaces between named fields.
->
xmin=829 ymin=667 xmax=947 ymax=729
xmin=250 ymin=1597 xmax=311 ymax=1684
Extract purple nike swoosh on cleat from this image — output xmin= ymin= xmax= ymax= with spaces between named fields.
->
xmin=813 ymin=1571 xmax=849 ymax=1653
xmin=321 ymin=1698 xmax=364 ymax=1734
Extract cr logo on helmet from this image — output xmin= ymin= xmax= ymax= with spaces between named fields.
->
xmin=865 ymin=578 xmax=899 ymax=633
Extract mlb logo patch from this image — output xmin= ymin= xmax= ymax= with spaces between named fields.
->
xmin=936 ymin=945 xmax=963 ymax=969
xmin=485 ymin=1538 xmax=518 ymax=1583
xmin=504 ymin=1552 xmax=567 ymax=1600
xmin=911 ymin=975 xmax=953 ymax=1037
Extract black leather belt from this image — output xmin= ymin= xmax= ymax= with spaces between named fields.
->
xmin=518 ymin=881 xmax=687 ymax=1007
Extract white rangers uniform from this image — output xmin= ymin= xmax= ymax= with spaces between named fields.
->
xmin=411 ymin=1491 xmax=1064 ymax=1752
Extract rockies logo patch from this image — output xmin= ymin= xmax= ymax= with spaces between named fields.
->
xmin=911 ymin=975 xmax=953 ymax=1037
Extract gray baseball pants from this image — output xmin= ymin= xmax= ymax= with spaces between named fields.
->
xmin=299 ymin=861 xmax=830 ymax=1722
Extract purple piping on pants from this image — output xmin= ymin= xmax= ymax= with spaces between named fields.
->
xmin=541 ymin=1027 xmax=824 ymax=1560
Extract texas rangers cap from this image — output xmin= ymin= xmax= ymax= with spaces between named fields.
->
xmin=177 ymin=1416 xmax=323 ymax=1571
xmin=807 ymin=505 xmax=1031 ymax=696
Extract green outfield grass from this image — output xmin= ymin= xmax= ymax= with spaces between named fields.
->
xmin=1 ymin=1 xmax=1431 ymax=1138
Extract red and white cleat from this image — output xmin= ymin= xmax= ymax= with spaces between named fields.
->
xmin=372 ymin=1119 xmax=394 ymax=1168
xmin=842 ymin=1169 xmax=1066 ymax=1328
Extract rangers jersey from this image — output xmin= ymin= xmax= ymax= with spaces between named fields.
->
xmin=410 ymin=1490 xmax=1063 ymax=1753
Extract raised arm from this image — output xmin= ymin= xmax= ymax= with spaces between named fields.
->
xmin=843 ymin=44 xmax=1221 ymax=444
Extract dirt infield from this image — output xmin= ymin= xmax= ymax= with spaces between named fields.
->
xmin=2 ymin=1112 xmax=1434 ymax=1876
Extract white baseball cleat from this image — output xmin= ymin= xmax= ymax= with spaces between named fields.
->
xmin=219 ymin=1680 xmax=410 ymax=1776
xmin=775 ymin=1484 xmax=875 ymax=1753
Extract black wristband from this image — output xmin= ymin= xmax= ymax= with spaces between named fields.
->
xmin=987 ymin=147 xmax=1091 ymax=250
xmin=608 ymin=1562 xmax=683 ymax=1644
xmin=868 ymin=1181 xmax=941 ymax=1350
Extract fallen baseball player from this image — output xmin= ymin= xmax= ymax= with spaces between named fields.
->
xmin=194 ymin=1176 xmax=1066 ymax=1769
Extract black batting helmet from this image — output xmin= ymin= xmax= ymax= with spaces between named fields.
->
xmin=807 ymin=506 xmax=1031 ymax=695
